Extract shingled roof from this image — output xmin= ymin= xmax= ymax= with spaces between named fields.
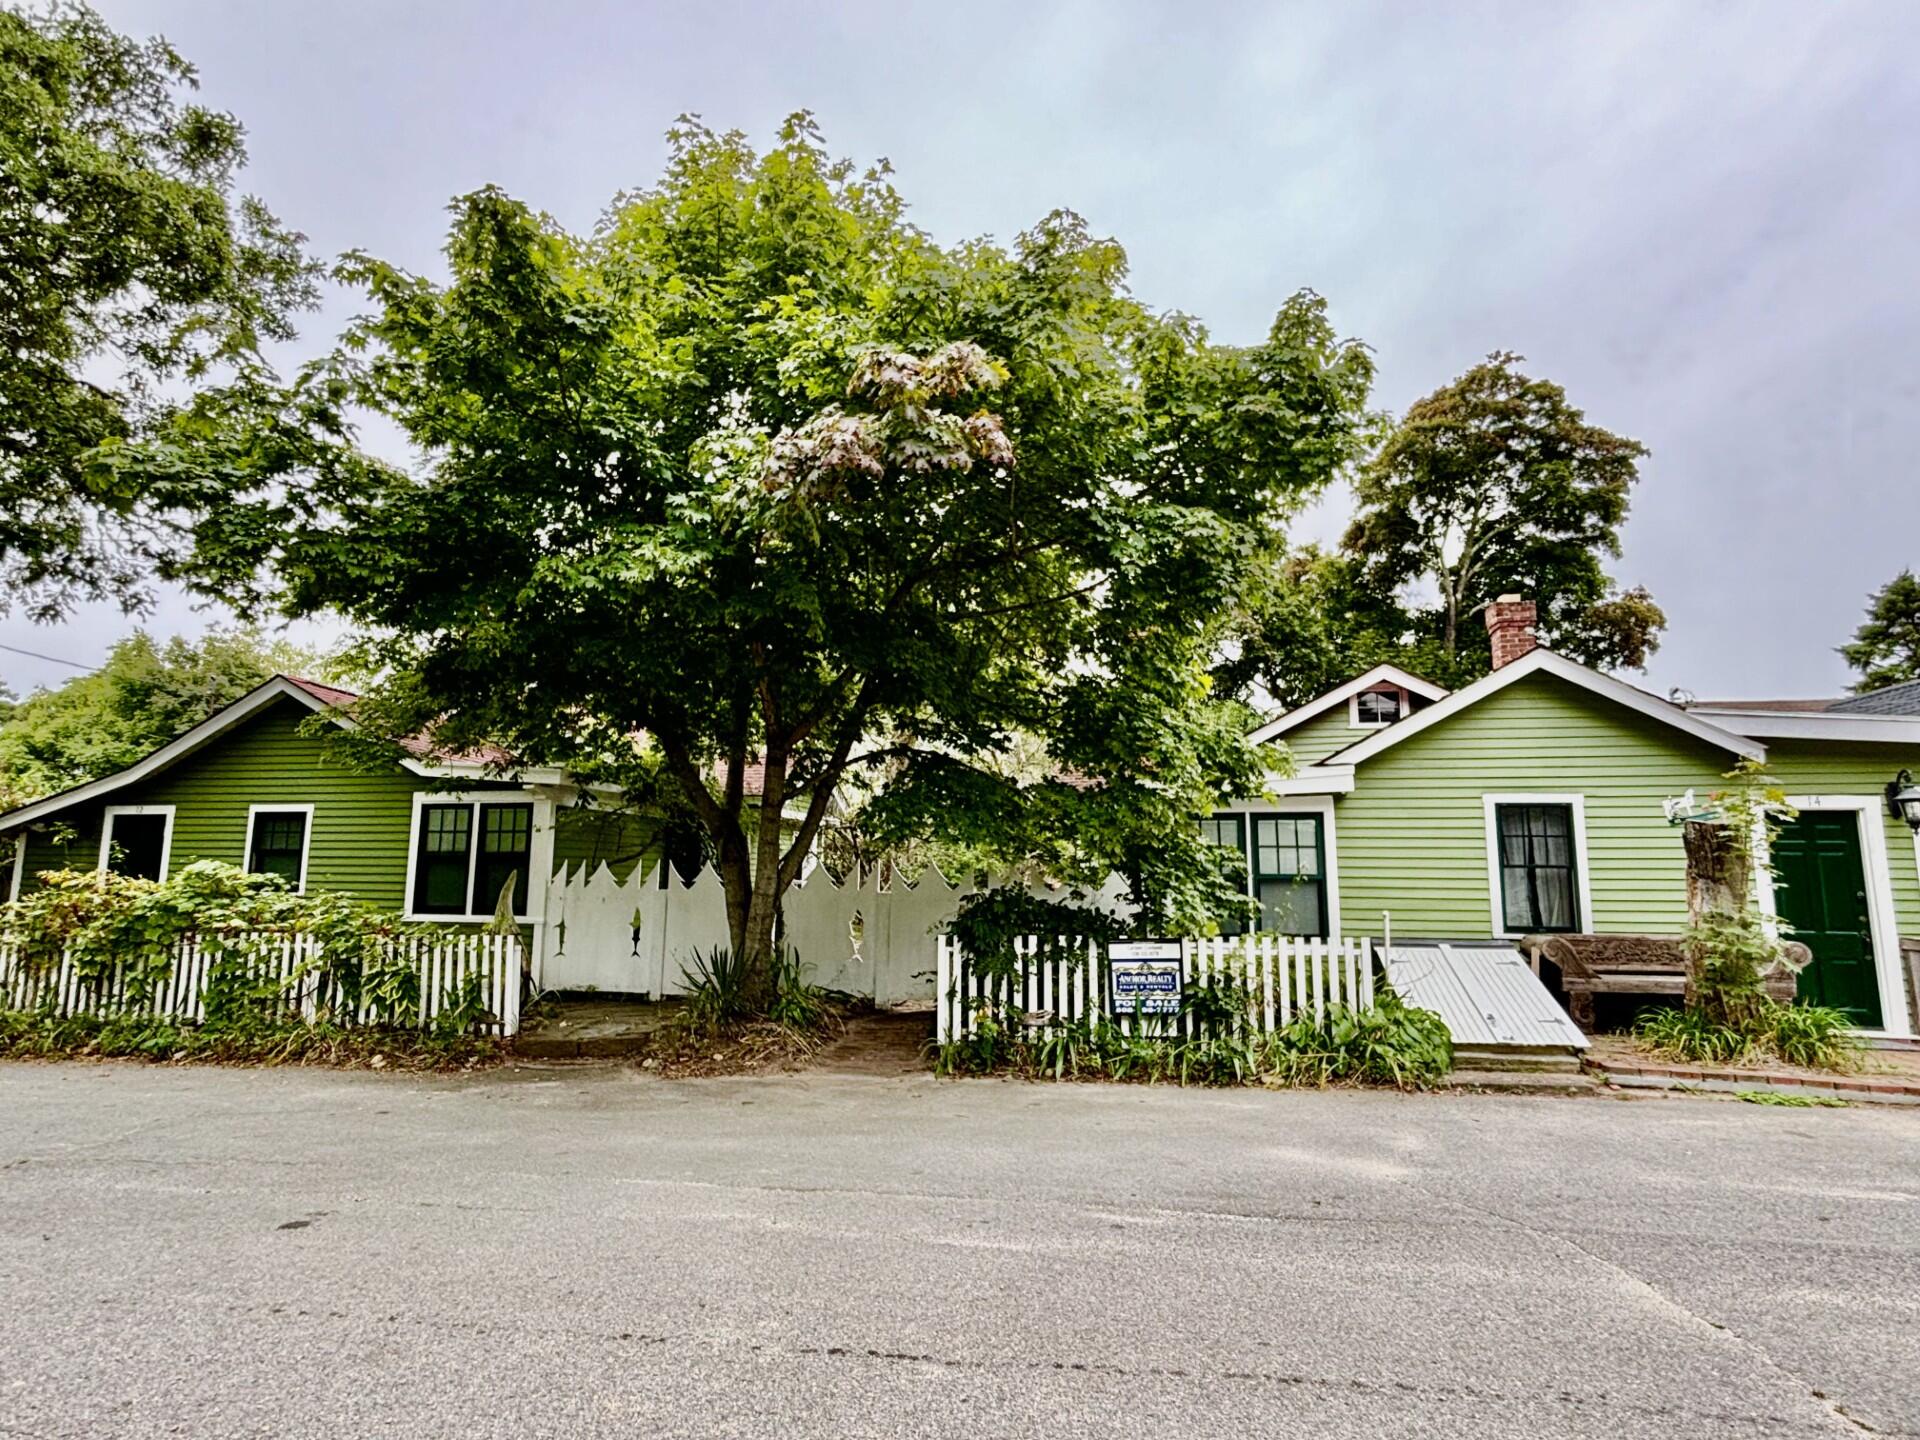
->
xmin=1829 ymin=679 xmax=1920 ymax=716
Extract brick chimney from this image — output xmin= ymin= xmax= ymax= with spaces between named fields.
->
xmin=1484 ymin=594 xmax=1539 ymax=669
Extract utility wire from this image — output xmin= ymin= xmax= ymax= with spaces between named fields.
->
xmin=0 ymin=641 xmax=98 ymax=673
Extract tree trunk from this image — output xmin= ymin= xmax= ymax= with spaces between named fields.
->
xmin=1681 ymin=819 xmax=1766 ymax=1027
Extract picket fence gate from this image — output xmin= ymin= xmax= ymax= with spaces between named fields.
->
xmin=0 ymin=930 xmax=522 ymax=1037
xmin=934 ymin=933 xmax=1375 ymax=1044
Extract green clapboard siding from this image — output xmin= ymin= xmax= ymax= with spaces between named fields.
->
xmin=1334 ymin=673 xmax=1746 ymax=940
xmin=1764 ymin=739 xmax=1920 ymax=936
xmin=14 ymin=700 xmax=426 ymax=908
xmin=1274 ymin=707 xmax=1370 ymax=765
xmin=552 ymin=806 xmax=659 ymax=881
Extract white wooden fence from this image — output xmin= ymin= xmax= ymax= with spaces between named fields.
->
xmin=541 ymin=858 xmax=1132 ymax=1004
xmin=935 ymin=934 xmax=1375 ymax=1043
xmin=0 ymin=930 xmax=522 ymax=1037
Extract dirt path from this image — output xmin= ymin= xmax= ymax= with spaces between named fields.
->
xmin=810 ymin=1009 xmax=934 ymax=1076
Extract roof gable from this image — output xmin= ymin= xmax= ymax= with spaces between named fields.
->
xmin=1320 ymin=649 xmax=1765 ymax=768
xmin=0 ymin=677 xmax=353 ymax=832
xmin=1247 ymin=664 xmax=1448 ymax=746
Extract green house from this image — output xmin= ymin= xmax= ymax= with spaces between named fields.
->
xmin=0 ymin=675 xmax=652 ymax=930
xmin=1215 ymin=604 xmax=1920 ymax=1038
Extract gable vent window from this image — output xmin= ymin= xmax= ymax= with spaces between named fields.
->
xmin=1354 ymin=689 xmax=1403 ymax=727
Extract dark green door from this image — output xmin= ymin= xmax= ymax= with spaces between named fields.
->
xmin=1771 ymin=812 xmax=1881 ymax=1027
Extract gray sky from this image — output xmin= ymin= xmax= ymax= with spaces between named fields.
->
xmin=6 ymin=0 xmax=1917 ymax=703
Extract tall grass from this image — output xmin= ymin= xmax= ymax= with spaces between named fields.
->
xmin=1633 ymin=999 xmax=1861 ymax=1072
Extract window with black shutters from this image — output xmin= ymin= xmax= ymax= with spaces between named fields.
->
xmin=1496 ymin=803 xmax=1579 ymax=933
xmin=247 ymin=810 xmax=308 ymax=888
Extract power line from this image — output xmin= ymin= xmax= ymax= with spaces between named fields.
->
xmin=0 ymin=641 xmax=98 ymax=673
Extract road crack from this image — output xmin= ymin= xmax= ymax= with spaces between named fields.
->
xmin=1453 ymin=1197 xmax=1884 ymax=1435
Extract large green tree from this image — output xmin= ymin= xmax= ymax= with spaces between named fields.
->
xmin=0 ymin=3 xmax=315 ymax=620
xmin=152 ymin=117 xmax=1374 ymax=996
xmin=0 ymin=627 xmax=326 ymax=808
xmin=1840 ymin=569 xmax=1920 ymax=693
xmin=1343 ymin=352 xmax=1663 ymax=670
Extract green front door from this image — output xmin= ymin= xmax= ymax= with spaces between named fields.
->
xmin=1771 ymin=812 xmax=1882 ymax=1027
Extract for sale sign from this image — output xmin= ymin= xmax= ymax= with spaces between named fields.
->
xmin=1108 ymin=939 xmax=1183 ymax=1016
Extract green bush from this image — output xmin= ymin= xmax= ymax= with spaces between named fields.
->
xmin=1 ymin=862 xmax=497 ymax=1036
xmin=677 ymin=944 xmax=839 ymax=1036
xmin=0 ymin=1007 xmax=495 ymax=1068
xmin=1633 ymin=999 xmax=1861 ymax=1072
xmin=933 ymin=990 xmax=1451 ymax=1090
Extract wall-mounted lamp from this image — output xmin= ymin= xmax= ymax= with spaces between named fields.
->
xmin=1886 ymin=770 xmax=1920 ymax=832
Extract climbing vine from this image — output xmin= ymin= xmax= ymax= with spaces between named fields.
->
xmin=0 ymin=861 xmax=483 ymax=1030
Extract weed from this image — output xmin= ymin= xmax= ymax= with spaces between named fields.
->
xmin=1634 ymin=999 xmax=1861 ymax=1072
xmin=1734 ymin=1089 xmax=1849 ymax=1108
xmin=932 ymin=992 xmax=1451 ymax=1090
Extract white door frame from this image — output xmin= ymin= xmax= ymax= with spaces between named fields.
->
xmin=1767 ymin=795 xmax=1912 ymax=1039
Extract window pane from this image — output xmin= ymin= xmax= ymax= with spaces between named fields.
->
xmin=106 ymin=814 xmax=167 ymax=882
xmin=471 ymin=803 xmax=534 ymax=916
xmin=1356 ymin=690 xmax=1401 ymax=724
xmin=1535 ymin=866 xmax=1575 ymax=929
xmin=248 ymin=811 xmax=307 ymax=885
xmin=414 ymin=805 xmax=472 ymax=914
xmin=1258 ymin=877 xmax=1324 ymax=936
xmin=425 ymin=806 xmax=470 ymax=854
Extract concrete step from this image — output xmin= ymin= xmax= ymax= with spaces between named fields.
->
xmin=516 ymin=998 xmax=680 ymax=1059
xmin=1446 ymin=1069 xmax=1599 ymax=1093
xmin=1450 ymin=1044 xmax=1585 ymax=1075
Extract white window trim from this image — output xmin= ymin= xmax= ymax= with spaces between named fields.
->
xmin=6 ymin=833 xmax=24 ymax=903
xmin=1347 ymin=686 xmax=1407 ymax=730
xmin=1482 ymin=794 xmax=1593 ymax=941
xmin=1226 ymin=796 xmax=1343 ymax=939
xmin=97 ymin=804 xmax=177 ymax=883
xmin=1247 ymin=663 xmax=1447 ymax=745
xmin=402 ymin=790 xmax=553 ymax=924
xmin=243 ymin=803 xmax=315 ymax=894
xmin=1763 ymin=795 xmax=1913 ymax=1040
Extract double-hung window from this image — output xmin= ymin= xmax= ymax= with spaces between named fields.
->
xmin=246 ymin=808 xmax=311 ymax=890
xmin=1495 ymin=803 xmax=1579 ymax=933
xmin=1198 ymin=814 xmax=1249 ymax=936
xmin=412 ymin=801 xmax=535 ymax=917
xmin=1253 ymin=814 xmax=1327 ymax=938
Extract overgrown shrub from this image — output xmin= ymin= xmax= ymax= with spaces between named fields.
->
xmin=1 ymin=862 xmax=496 ymax=1035
xmin=934 ymin=991 xmax=1451 ymax=1090
xmin=0 ymin=1008 xmax=496 ymax=1068
xmin=1633 ymin=999 xmax=1861 ymax=1072
xmin=947 ymin=889 xmax=1122 ymax=982
xmin=678 ymin=943 xmax=839 ymax=1036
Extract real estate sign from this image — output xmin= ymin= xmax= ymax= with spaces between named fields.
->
xmin=1109 ymin=939 xmax=1183 ymax=1017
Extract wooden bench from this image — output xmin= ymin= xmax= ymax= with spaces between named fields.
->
xmin=1520 ymin=933 xmax=1805 ymax=1028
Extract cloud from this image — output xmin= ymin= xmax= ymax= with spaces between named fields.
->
xmin=6 ymin=0 xmax=1915 ymax=700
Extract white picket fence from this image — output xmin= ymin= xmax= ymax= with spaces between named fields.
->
xmin=0 ymin=930 xmax=522 ymax=1037
xmin=935 ymin=934 xmax=1375 ymax=1043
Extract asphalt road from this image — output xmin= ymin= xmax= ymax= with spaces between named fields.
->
xmin=1 ymin=1062 xmax=1916 ymax=1439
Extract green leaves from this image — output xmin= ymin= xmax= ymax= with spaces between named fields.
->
xmin=0 ymin=5 xmax=318 ymax=619
xmin=1343 ymin=350 xmax=1659 ymax=671
xmin=166 ymin=116 xmax=1372 ymax=953
xmin=1840 ymin=569 xmax=1920 ymax=693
